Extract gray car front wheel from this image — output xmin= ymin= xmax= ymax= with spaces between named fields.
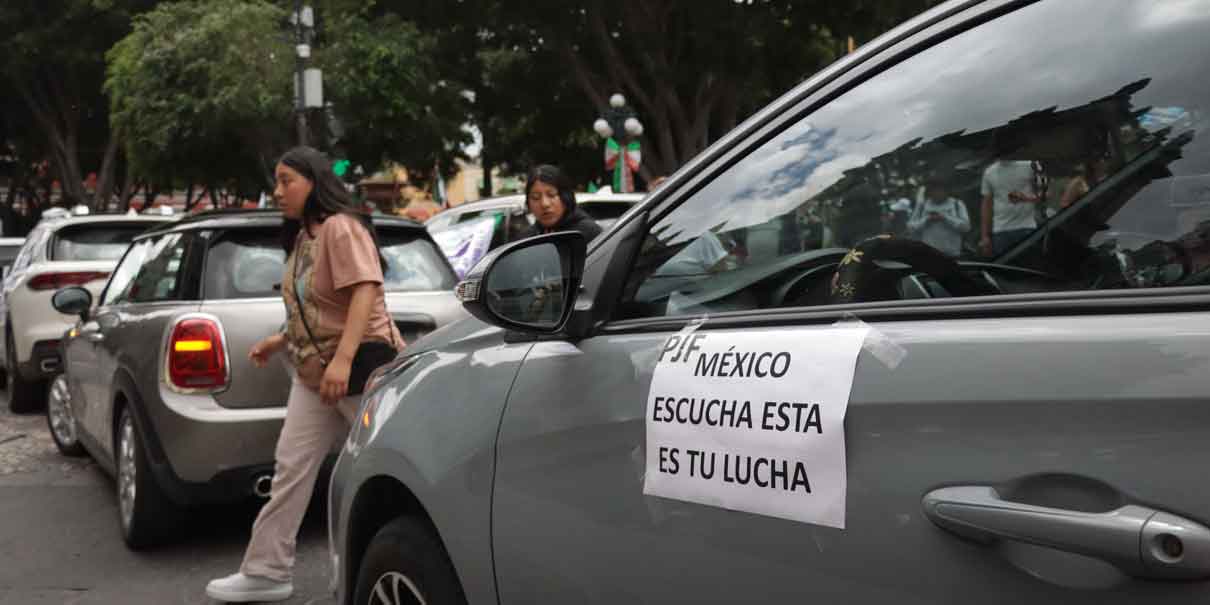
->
xmin=354 ymin=517 xmax=466 ymax=605
xmin=46 ymin=374 xmax=85 ymax=457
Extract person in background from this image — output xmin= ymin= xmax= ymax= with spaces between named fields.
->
xmin=882 ymin=189 xmax=914 ymax=237
xmin=1060 ymin=153 xmax=1110 ymax=209
xmin=980 ymin=157 xmax=1042 ymax=257
xmin=908 ymin=174 xmax=970 ymax=257
xmin=522 ymin=164 xmax=602 ymax=242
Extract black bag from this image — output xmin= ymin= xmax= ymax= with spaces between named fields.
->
xmin=345 ymin=340 xmax=398 ymax=395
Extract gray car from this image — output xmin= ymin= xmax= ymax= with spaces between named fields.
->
xmin=48 ymin=209 xmax=465 ymax=548
xmin=329 ymin=2 xmax=1210 ymax=604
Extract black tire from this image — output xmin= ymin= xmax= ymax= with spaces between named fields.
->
xmin=353 ymin=517 xmax=467 ymax=605
xmin=6 ymin=330 xmax=45 ymax=413
xmin=46 ymin=374 xmax=86 ymax=457
xmin=116 ymin=407 xmax=181 ymax=549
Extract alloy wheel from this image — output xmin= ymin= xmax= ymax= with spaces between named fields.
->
xmin=47 ymin=376 xmax=77 ymax=447
xmin=118 ymin=415 xmax=138 ymax=530
xmin=367 ymin=571 xmax=426 ymax=605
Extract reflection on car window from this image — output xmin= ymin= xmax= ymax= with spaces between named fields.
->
xmin=108 ymin=234 xmax=189 ymax=304
xmin=619 ymin=0 xmax=1210 ymax=319
xmin=10 ymin=227 xmax=47 ymax=275
xmin=378 ymin=230 xmax=458 ymax=292
xmin=204 ymin=230 xmax=285 ymax=300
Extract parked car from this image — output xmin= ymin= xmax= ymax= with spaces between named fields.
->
xmin=426 ymin=192 xmax=643 ymax=277
xmin=47 ymin=209 xmax=466 ymax=548
xmin=0 ymin=237 xmax=25 ymax=276
xmin=0 ymin=213 xmax=174 ymax=412
xmin=328 ymin=2 xmax=1210 ymax=604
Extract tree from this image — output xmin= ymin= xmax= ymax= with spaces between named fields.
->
xmin=316 ymin=12 xmax=470 ymax=179
xmin=0 ymin=0 xmax=156 ymax=211
xmin=518 ymin=0 xmax=944 ymax=179
xmin=106 ymin=0 xmax=295 ymax=199
xmin=375 ymin=0 xmax=941 ymax=188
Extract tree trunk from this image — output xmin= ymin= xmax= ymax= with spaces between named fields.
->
xmin=480 ymin=152 xmax=494 ymax=198
xmin=143 ymin=185 xmax=158 ymax=210
xmin=93 ymin=128 xmax=123 ymax=212
xmin=183 ymin=182 xmax=198 ymax=212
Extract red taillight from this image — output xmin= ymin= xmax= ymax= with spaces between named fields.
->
xmin=167 ymin=318 xmax=227 ymax=391
xmin=29 ymin=271 xmax=110 ymax=291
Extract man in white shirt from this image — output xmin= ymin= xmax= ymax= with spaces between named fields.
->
xmin=980 ymin=159 xmax=1041 ymax=256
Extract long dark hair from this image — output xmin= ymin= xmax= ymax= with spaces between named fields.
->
xmin=277 ymin=146 xmax=387 ymax=268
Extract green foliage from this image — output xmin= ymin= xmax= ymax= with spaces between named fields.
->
xmin=0 ymin=0 xmax=156 ymax=209
xmin=318 ymin=13 xmax=470 ymax=176
xmin=106 ymin=0 xmax=294 ymax=191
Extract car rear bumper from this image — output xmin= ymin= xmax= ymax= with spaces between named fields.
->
xmin=15 ymin=338 xmax=64 ymax=380
xmin=145 ymin=385 xmax=290 ymax=488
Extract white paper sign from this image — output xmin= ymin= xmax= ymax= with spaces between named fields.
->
xmin=430 ymin=216 xmax=498 ymax=279
xmin=643 ymin=326 xmax=869 ymax=528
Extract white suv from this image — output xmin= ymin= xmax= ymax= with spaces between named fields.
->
xmin=0 ymin=213 xmax=174 ymax=412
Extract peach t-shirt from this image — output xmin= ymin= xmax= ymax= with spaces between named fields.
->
xmin=283 ymin=213 xmax=403 ymax=369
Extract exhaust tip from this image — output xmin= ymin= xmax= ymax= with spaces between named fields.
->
xmin=253 ymin=474 xmax=273 ymax=498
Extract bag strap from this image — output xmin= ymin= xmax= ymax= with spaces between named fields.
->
xmin=292 ymin=241 xmax=327 ymax=365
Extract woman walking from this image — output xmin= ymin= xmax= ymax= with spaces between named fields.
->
xmin=207 ymin=147 xmax=403 ymax=602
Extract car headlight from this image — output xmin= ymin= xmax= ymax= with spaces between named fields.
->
xmin=346 ymin=353 xmax=423 ymax=454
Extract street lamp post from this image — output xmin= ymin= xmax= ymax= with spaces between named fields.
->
xmin=593 ymin=93 xmax=643 ymax=193
xmin=292 ymin=3 xmax=323 ymax=147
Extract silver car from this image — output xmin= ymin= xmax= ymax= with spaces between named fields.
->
xmin=48 ymin=209 xmax=465 ymax=548
xmin=329 ymin=1 xmax=1210 ymax=604
xmin=427 ymin=192 xmax=644 ymax=277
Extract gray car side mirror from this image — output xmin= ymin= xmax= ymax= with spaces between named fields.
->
xmin=52 ymin=286 xmax=93 ymax=322
xmin=456 ymin=231 xmax=586 ymax=334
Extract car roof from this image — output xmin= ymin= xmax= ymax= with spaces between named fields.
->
xmin=429 ymin=191 xmax=643 ymax=222
xmin=446 ymin=196 xmax=526 ymax=212
xmin=577 ymin=193 xmax=645 ymax=203
xmin=138 ymin=208 xmax=428 ymax=239
xmin=40 ymin=214 xmax=175 ymax=231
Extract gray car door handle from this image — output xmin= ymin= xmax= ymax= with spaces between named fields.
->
xmin=923 ymin=485 xmax=1210 ymax=580
xmin=85 ymin=332 xmax=104 ymax=343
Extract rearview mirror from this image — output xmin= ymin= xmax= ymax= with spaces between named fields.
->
xmin=456 ymin=232 xmax=586 ymax=333
xmin=52 ymin=286 xmax=93 ymax=321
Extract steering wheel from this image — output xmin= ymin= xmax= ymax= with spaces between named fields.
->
xmin=830 ymin=236 xmax=992 ymax=304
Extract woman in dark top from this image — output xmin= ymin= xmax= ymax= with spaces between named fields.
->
xmin=522 ymin=164 xmax=602 ymax=242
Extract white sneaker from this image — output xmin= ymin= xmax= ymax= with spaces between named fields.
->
xmin=205 ymin=572 xmax=293 ymax=602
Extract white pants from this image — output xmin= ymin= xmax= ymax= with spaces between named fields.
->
xmin=240 ymin=379 xmax=358 ymax=582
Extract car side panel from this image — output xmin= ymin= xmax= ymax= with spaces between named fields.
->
xmin=90 ymin=303 xmax=200 ymax=465
xmin=334 ymin=324 xmax=531 ymax=605
xmin=491 ymin=313 xmax=1210 ymax=604
xmin=204 ymin=298 xmax=291 ymax=409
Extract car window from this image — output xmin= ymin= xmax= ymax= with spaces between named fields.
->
xmin=10 ymin=227 xmax=46 ymax=273
xmin=202 ymin=229 xmax=286 ymax=300
xmin=105 ymin=233 xmax=189 ymax=304
xmin=619 ymin=0 xmax=1210 ymax=319
xmin=0 ymin=243 xmax=23 ymax=267
xmin=50 ymin=223 xmax=156 ymax=261
xmin=378 ymin=228 xmax=458 ymax=292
